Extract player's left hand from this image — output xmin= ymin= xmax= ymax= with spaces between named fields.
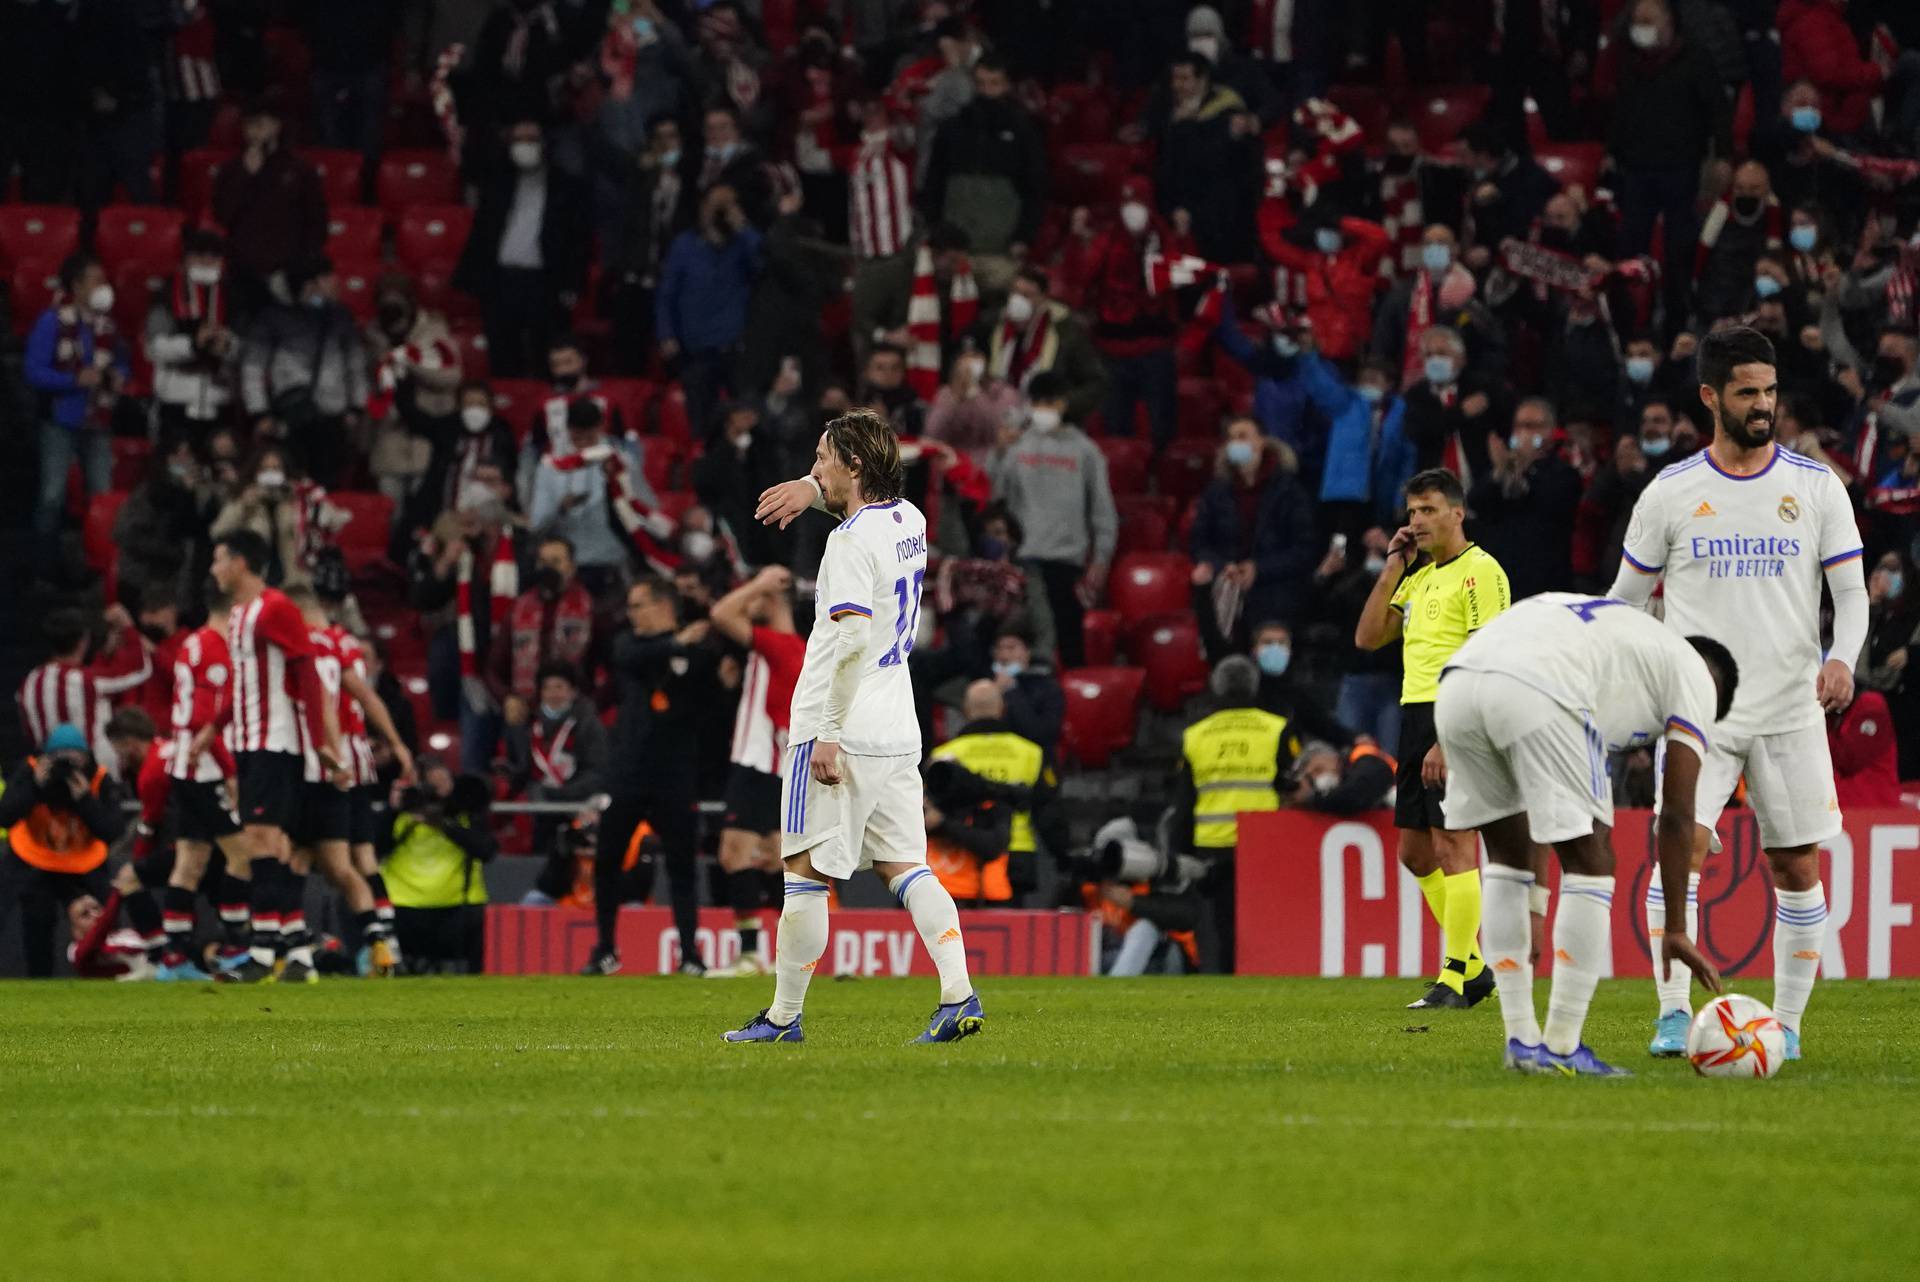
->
xmin=393 ymin=743 xmax=417 ymax=788
xmin=756 ymin=478 xmax=820 ymax=528
xmin=1815 ymin=658 xmax=1854 ymax=712
xmin=1661 ymin=930 xmax=1725 ymax=996
xmin=811 ymin=739 xmax=844 ymax=785
xmin=1421 ymin=743 xmax=1447 ymax=788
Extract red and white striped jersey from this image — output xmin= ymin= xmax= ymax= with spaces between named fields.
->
xmin=227 ymin=589 xmax=319 ymax=755
xmin=169 ymin=625 xmax=238 ymax=784
xmin=297 ymin=627 xmax=347 ymax=784
xmin=729 ymin=626 xmax=807 ymax=775
xmin=849 ymin=142 xmax=913 ymax=260
xmin=17 ymin=662 xmax=106 ymax=755
xmin=328 ymin=625 xmax=378 ymax=786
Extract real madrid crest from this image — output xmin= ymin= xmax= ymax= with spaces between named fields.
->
xmin=1778 ymin=495 xmax=1800 ymax=523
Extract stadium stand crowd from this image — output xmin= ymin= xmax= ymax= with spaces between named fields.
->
xmin=3 ymin=0 xmax=1918 ymax=976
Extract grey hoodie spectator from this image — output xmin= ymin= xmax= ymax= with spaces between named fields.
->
xmin=987 ymin=372 xmax=1117 ymax=668
xmin=239 ymin=257 xmax=371 ymax=488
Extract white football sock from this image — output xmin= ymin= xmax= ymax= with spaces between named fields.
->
xmin=1543 ymin=874 xmax=1614 ymax=1056
xmin=1771 ymin=885 xmax=1827 ymax=1032
xmin=1647 ymin=871 xmax=1701 ymax=1014
xmin=891 ymin=867 xmax=972 ymax=1004
xmin=1483 ymin=865 xmax=1541 ymax=1045
xmin=769 ymin=875 xmax=830 ymax=1024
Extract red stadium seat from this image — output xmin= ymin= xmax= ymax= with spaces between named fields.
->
xmin=1156 ymin=439 xmax=1217 ymax=510
xmin=1411 ymin=85 xmax=1491 ymax=153
xmin=1052 ymin=143 xmax=1142 ymax=208
xmin=109 ymin=258 xmax=172 ymax=337
xmin=1057 ymin=666 xmax=1146 ymax=768
xmin=8 ymin=258 xmax=62 ymax=337
xmin=302 ymin=149 xmax=364 ymax=209
xmin=377 ymin=149 xmax=460 ymax=215
xmin=1325 ymin=84 xmax=1391 ymax=143
xmin=395 ymin=203 xmax=474 ymax=270
xmin=333 ymin=258 xmax=381 ymax=323
xmin=83 ymin=491 xmax=130 ymax=573
xmin=110 ymin=437 xmax=152 ymax=491
xmin=1534 ymin=142 xmax=1604 ymax=198
xmin=1131 ymin=611 xmax=1209 ymax=712
xmin=329 ymin=491 xmax=396 ymax=574
xmin=1081 ymin=608 xmax=1121 ymax=668
xmin=655 ymin=382 xmax=691 ymax=440
xmin=178 ymin=147 xmax=233 ymax=219
xmin=412 ymin=261 xmax=481 ymax=325
xmin=1113 ymin=495 xmax=1172 ymax=556
xmin=597 ymin=377 xmax=657 ymax=436
xmin=488 ymin=379 xmax=551 ymax=444
xmin=1107 ymin=551 xmax=1193 ymax=628
xmin=1096 ymin=437 xmax=1150 ymax=497
xmin=95 ymin=206 xmax=185 ymax=270
xmin=450 ymin=327 xmax=490 ymax=379
xmin=0 ymin=205 xmax=80 ymax=269
xmin=326 ymin=206 xmax=384 ymax=259
xmin=641 ymin=435 xmax=688 ymax=494
xmin=652 ymin=490 xmax=699 ymax=526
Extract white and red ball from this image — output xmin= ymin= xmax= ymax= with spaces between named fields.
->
xmin=1686 ymin=994 xmax=1787 ymax=1079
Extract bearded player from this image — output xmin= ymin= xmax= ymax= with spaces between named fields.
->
xmin=1609 ymin=326 xmax=1868 ymax=1060
xmin=722 ymin=410 xmax=982 ymax=1044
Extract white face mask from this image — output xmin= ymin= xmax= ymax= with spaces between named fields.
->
xmin=1629 ymin=23 xmax=1660 ymax=49
xmin=1120 ymin=202 xmax=1149 ymax=234
xmin=461 ymin=405 xmax=492 ymax=433
xmin=256 ymin=469 xmax=286 ymax=489
xmin=960 ymin=356 xmax=986 ymax=383
xmin=187 ymin=264 xmax=222 ymax=287
xmin=1028 ymin=407 xmax=1062 ymax=431
xmin=683 ymin=529 xmax=717 ymax=562
xmin=510 ymin=140 xmax=543 ymax=171
xmin=1003 ymin=292 xmax=1035 ymax=324
xmin=732 ymin=431 xmax=754 ymax=452
xmin=87 ymin=284 xmax=115 ymax=314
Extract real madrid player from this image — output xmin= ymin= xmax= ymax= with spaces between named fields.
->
xmin=1433 ymin=594 xmax=1734 ymax=1075
xmin=1609 ymin=326 xmax=1868 ymax=1060
xmin=722 ymin=410 xmax=982 ymax=1044
xmin=1356 ymin=468 xmax=1511 ymax=1008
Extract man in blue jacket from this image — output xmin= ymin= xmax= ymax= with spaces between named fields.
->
xmin=1288 ymin=340 xmax=1416 ymax=537
xmin=28 ymin=253 xmax=129 ymax=567
xmin=656 ymin=182 xmax=764 ymax=443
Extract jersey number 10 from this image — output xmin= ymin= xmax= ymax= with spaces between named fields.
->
xmin=878 ymin=570 xmax=925 ymax=668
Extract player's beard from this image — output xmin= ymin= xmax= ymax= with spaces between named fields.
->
xmin=1717 ymin=402 xmax=1774 ymax=450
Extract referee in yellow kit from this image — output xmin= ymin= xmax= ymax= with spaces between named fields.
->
xmin=1355 ymin=468 xmax=1510 ymax=1009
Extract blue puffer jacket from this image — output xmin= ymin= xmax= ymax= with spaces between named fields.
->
xmin=1292 ymin=351 xmax=1415 ymax=526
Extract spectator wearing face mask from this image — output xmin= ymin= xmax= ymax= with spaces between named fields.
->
xmin=515 ymin=335 xmax=631 ymax=507
xmin=1286 ymin=341 xmax=1417 ymax=536
xmin=693 ymin=402 xmax=783 ymax=568
xmin=989 ymin=627 xmax=1065 ymax=751
xmin=455 ymin=119 xmax=592 ymax=379
xmin=606 ymin=112 xmax=693 ymax=368
xmin=1466 ymin=398 xmax=1583 ymax=600
xmin=492 ymin=540 xmax=605 ymax=728
xmin=1210 ymin=293 xmax=1312 ymax=453
xmin=1616 ymin=335 xmax=1668 ymax=433
xmin=1249 ymin=620 xmax=1355 ymax=746
xmin=987 ymin=372 xmax=1117 ymax=668
xmin=1069 ymin=177 xmax=1184 ymax=450
xmin=1749 ymin=81 xmax=1864 ymax=227
xmin=1148 ymin=53 xmax=1261 ymax=265
xmin=146 ymin=230 xmax=239 ymax=437
xmin=920 ymin=53 xmax=1048 ymax=267
xmin=528 ymin=398 xmax=656 ymax=595
xmin=1457 ymin=122 xmax=1560 ymax=259
xmin=1695 ymin=161 xmax=1786 ymax=322
xmin=1819 ymin=304 xmax=1920 ymax=462
xmin=1401 ymin=326 xmax=1508 ymax=484
xmin=506 ymin=660 xmax=612 ymax=865
xmin=209 ymin=445 xmax=346 ymax=590
xmin=926 ymin=345 xmax=1021 ymax=460
xmin=693 ymin=102 xmax=772 ymax=228
xmin=1189 ymin=418 xmax=1317 ymax=643
xmin=210 ymin=103 xmax=328 ymax=318
xmin=1289 ymin=738 xmax=1396 ymax=814
xmin=856 ymin=342 xmax=927 ymax=438
xmin=409 ymin=380 xmax=519 ymax=546
xmin=238 ymin=255 xmax=372 ymax=488
xmin=658 ymin=182 xmax=765 ymax=439
xmin=114 ymin=439 xmax=220 ymax=614
xmin=1371 ymin=225 xmax=1502 ymax=385
xmin=28 ymin=252 xmax=129 ymax=569
xmin=1778 ymin=0 xmax=1898 ymax=143
xmin=739 ymin=187 xmax=840 ymax=400
xmin=1262 ymin=202 xmax=1393 ymax=363
xmin=984 ymin=266 xmax=1105 ymax=423
xmin=1178 ymin=5 xmax=1280 ymax=126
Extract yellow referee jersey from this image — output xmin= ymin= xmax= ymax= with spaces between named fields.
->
xmin=1389 ymin=543 xmax=1510 ymax=704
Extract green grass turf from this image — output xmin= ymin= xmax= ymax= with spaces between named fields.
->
xmin=3 ymin=977 xmax=1918 ymax=1282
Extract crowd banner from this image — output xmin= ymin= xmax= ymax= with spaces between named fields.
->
xmin=485 ymin=906 xmax=1095 ymax=976
xmin=1237 ymin=810 xmax=1920 ymax=978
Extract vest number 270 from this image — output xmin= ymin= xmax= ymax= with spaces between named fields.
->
xmin=878 ymin=570 xmax=925 ymax=668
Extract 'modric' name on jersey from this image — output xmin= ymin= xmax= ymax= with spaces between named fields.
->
xmin=1618 ymin=444 xmax=1862 ymax=735
xmin=787 ymin=498 xmax=928 ymax=758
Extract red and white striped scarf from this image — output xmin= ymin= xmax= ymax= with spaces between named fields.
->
xmin=371 ymin=333 xmax=459 ymax=419
xmin=849 ymin=138 xmax=913 ymax=260
xmin=1378 ymin=163 xmax=1424 ymax=277
xmin=1143 ymin=250 xmax=1218 ymax=296
xmin=455 ymin=533 xmax=519 ymax=677
xmin=169 ymin=1 xmax=221 ymax=103
xmin=52 ymin=298 xmax=117 ymax=429
xmin=430 ymin=43 xmax=466 ymax=163
xmin=1887 ymin=270 xmax=1917 ymax=331
xmin=994 ymin=308 xmax=1052 ymax=388
xmin=906 ymin=245 xmax=978 ymax=402
xmin=1694 ymin=195 xmax=1784 ymax=279
xmin=171 ymin=271 xmax=223 ymax=330
xmin=549 ymin=444 xmax=683 ymax=575
xmin=1399 ymin=265 xmax=1476 ymax=388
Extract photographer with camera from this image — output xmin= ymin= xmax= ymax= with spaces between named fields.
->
xmin=925 ymin=680 xmax=1062 ymax=907
xmin=1175 ymin=655 xmax=1301 ymax=973
xmin=1061 ymin=814 xmax=1206 ymax=977
xmin=381 ymin=758 xmax=497 ymax=974
xmin=1 ymin=724 xmax=132 ymax=976
xmin=1290 ymin=739 xmax=1398 ymax=815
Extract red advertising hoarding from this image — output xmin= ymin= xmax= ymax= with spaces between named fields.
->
xmin=1237 ymin=809 xmax=1920 ymax=978
xmin=485 ymin=905 xmax=1094 ymax=976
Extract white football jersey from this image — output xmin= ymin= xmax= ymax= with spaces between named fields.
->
xmin=1617 ymin=445 xmax=1861 ymax=736
xmin=787 ymin=498 xmax=928 ymax=757
xmin=1445 ymin=593 xmax=1719 ymax=757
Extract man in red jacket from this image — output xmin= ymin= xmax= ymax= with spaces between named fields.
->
xmin=1068 ymin=176 xmax=1190 ymax=451
xmin=1829 ymin=689 xmax=1902 ymax=810
xmin=1261 ymin=202 xmax=1392 ymax=362
xmin=1778 ymin=0 xmax=1890 ymax=140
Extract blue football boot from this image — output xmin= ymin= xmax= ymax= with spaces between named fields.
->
xmin=913 ymin=992 xmax=985 ymax=1044
xmin=155 ymin=960 xmax=213 ymax=982
xmin=1783 ymin=1026 xmax=1801 ymax=1062
xmin=1503 ymin=1038 xmax=1544 ymax=1074
xmin=1648 ymin=1009 xmax=1691 ymax=1057
xmin=722 ymin=1010 xmax=805 ymax=1044
xmin=1537 ymin=1043 xmax=1633 ymax=1077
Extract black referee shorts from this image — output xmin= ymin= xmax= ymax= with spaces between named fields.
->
xmin=236 ymin=751 xmax=302 ymax=831
xmin=720 ymin=765 xmax=781 ymax=836
xmin=1393 ymin=702 xmax=1448 ymax=832
xmin=173 ymin=778 xmax=241 ymax=843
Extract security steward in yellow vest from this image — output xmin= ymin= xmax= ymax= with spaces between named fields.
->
xmin=380 ymin=761 xmax=496 ymax=973
xmin=1172 ymin=656 xmax=1299 ymax=973
xmin=926 ymin=680 xmax=1060 ymax=906
xmin=0 ymin=723 xmax=131 ymax=977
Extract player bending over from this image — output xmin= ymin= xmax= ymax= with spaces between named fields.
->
xmin=723 ymin=410 xmax=982 ymax=1043
xmin=1433 ymin=594 xmax=1735 ymax=1076
xmin=1608 ymin=325 xmax=1866 ymax=1059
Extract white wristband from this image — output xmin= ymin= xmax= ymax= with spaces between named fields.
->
xmin=802 ymin=474 xmax=823 ymax=500
xmin=1529 ymin=884 xmax=1552 ymax=917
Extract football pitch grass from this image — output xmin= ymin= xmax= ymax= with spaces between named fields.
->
xmin=4 ymin=977 xmax=1918 ymax=1282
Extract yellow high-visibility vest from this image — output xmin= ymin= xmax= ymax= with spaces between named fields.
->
xmin=930 ymin=729 xmax=1048 ymax=853
xmin=1182 ymin=707 xmax=1288 ymax=850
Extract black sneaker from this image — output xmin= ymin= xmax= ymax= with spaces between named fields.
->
xmin=1461 ymin=964 xmax=1496 ymax=1007
xmin=579 ymin=947 xmax=621 ymax=976
xmin=278 ymin=959 xmax=319 ymax=985
xmin=1406 ymin=980 xmax=1472 ymax=1010
xmin=678 ymin=960 xmax=707 ymax=977
xmin=216 ymin=958 xmax=277 ymax=984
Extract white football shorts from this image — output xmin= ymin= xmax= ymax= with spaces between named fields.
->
xmin=1434 ymin=669 xmax=1613 ymax=845
xmin=779 ymin=741 xmax=927 ymax=879
xmin=1655 ymin=721 xmax=1840 ymax=851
